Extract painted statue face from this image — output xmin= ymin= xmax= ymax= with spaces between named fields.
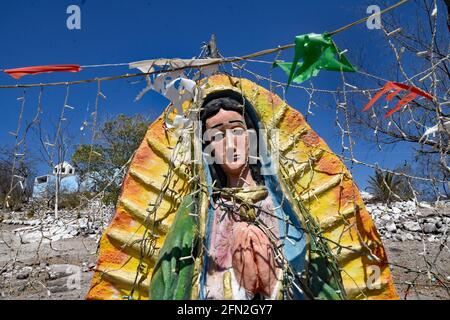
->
xmin=205 ymin=108 xmax=249 ymax=177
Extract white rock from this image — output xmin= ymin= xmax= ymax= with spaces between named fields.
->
xmin=405 ymin=233 xmax=414 ymax=241
xmin=372 ymin=209 xmax=382 ymax=216
xmin=22 ymin=231 xmax=43 ymax=243
xmin=78 ymin=218 xmax=88 ymax=229
xmin=437 ymin=226 xmax=448 ymax=234
xmin=423 ymin=223 xmax=437 ymax=234
xmin=49 ymin=226 xmax=60 ymax=235
xmin=404 ymin=201 xmax=416 ymax=209
xmin=51 ymin=235 xmax=61 ymax=242
xmin=385 ymin=222 xmax=397 ymax=233
xmin=361 ymin=191 xmax=374 ymax=201
xmin=418 ymin=202 xmax=433 ymax=209
xmin=403 ymin=221 xmax=421 ymax=232
xmin=391 ymin=207 xmax=402 ymax=214
xmin=400 ymin=233 xmax=409 ymax=241
xmin=48 ymin=264 xmax=79 ymax=279
xmin=16 ymin=266 xmax=33 ymax=280
xmin=25 ymin=219 xmax=41 ymax=226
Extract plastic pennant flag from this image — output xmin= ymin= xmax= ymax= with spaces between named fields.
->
xmin=129 ymin=58 xmax=221 ymax=74
xmin=4 ymin=64 xmax=81 ymax=79
xmin=274 ymin=33 xmax=356 ymax=86
xmin=363 ymin=81 xmax=433 ymax=118
xmin=163 ymin=77 xmax=197 ymax=130
xmin=130 ymin=59 xmax=206 ymax=133
xmin=419 ymin=119 xmax=450 ymax=143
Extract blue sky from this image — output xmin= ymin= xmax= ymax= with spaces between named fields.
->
xmin=0 ymin=0 xmax=430 ymax=191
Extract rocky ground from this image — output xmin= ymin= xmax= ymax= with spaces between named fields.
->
xmin=366 ymin=200 xmax=450 ymax=243
xmin=0 ymin=198 xmax=449 ymax=300
xmin=364 ymin=198 xmax=450 ymax=299
xmin=0 ymin=201 xmax=113 ymax=300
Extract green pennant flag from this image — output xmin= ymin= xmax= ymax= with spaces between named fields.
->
xmin=274 ymin=33 xmax=356 ymax=86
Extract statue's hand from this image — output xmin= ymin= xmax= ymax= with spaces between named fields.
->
xmin=231 ymin=222 xmax=279 ymax=297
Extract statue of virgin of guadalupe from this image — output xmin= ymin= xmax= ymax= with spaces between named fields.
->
xmin=86 ymin=74 xmax=399 ymax=300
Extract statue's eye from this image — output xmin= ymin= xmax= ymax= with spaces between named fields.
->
xmin=232 ymin=128 xmax=245 ymax=136
xmin=211 ymin=132 xmax=224 ymax=142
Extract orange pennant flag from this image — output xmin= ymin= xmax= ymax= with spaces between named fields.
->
xmin=4 ymin=64 xmax=81 ymax=80
xmin=363 ymin=81 xmax=433 ymax=118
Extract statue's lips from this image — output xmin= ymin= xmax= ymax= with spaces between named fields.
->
xmin=221 ymin=153 xmax=245 ymax=164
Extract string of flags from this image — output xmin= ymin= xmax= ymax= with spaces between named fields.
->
xmin=0 ymin=30 xmax=440 ymax=134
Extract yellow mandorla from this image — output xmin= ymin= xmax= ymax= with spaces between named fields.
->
xmin=86 ymin=74 xmax=399 ymax=300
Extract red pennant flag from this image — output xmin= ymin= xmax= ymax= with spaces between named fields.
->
xmin=4 ymin=64 xmax=81 ymax=80
xmin=363 ymin=81 xmax=433 ymax=118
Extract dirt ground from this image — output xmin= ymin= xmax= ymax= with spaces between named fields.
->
xmin=1 ymin=224 xmax=449 ymax=300
xmin=383 ymin=239 xmax=449 ymax=300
